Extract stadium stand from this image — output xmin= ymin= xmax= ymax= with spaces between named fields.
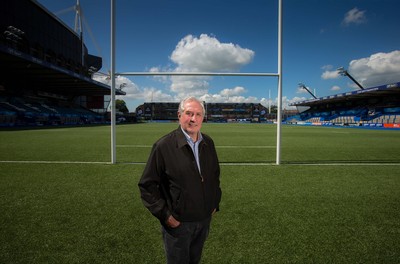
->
xmin=136 ymin=102 xmax=269 ymax=123
xmin=289 ymin=82 xmax=400 ymax=128
xmin=0 ymin=0 xmax=124 ymax=127
xmin=0 ymin=96 xmax=105 ymax=126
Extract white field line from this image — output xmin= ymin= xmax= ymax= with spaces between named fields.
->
xmin=117 ymin=145 xmax=276 ymax=149
xmin=116 ymin=145 xmax=150 ymax=147
xmin=277 ymin=163 xmax=400 ymax=166
xmin=1 ymin=160 xmax=400 ymax=166
xmin=220 ymin=162 xmax=400 ymax=166
xmin=0 ymin=160 xmax=111 ymax=165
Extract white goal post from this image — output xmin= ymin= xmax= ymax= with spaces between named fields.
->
xmin=109 ymin=0 xmax=283 ymax=165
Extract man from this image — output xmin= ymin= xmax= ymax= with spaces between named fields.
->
xmin=138 ymin=96 xmax=222 ymax=264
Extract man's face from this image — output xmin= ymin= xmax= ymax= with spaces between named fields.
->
xmin=178 ymin=100 xmax=204 ymax=139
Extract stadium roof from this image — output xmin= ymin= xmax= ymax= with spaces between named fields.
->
xmin=290 ymin=82 xmax=400 ymax=107
xmin=0 ymin=44 xmax=125 ymax=96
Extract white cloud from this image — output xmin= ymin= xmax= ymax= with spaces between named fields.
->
xmin=321 ymin=70 xmax=340 ymax=80
xmin=342 ymin=7 xmax=367 ymax=26
xmin=296 ymin=86 xmax=309 ymax=94
xmin=220 ymin=86 xmax=247 ymax=97
xmin=93 ymin=34 xmax=296 ymax=111
xmin=282 ymin=96 xmax=303 ymax=110
xmin=347 ymin=50 xmax=400 ymax=87
xmin=92 ymin=73 xmax=140 ymax=95
xmin=165 ymin=34 xmax=255 ymax=99
xmin=139 ymin=88 xmax=175 ymax=102
xmin=319 ymin=50 xmax=400 ymax=92
xmin=169 ymin=75 xmax=210 ymax=98
xmin=290 ymin=96 xmax=307 ymax=103
xmin=296 ymin=85 xmax=318 ymax=100
xmin=170 ymin=34 xmax=254 ymax=72
xmin=198 ymin=86 xmax=252 ymax=103
xmin=92 ymin=72 xmax=173 ymax=111
xmin=149 ymin=66 xmax=169 ymax=83
xmin=331 ymin=85 xmax=341 ymax=91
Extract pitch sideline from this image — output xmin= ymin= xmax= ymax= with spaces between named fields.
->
xmin=1 ymin=160 xmax=400 ymax=166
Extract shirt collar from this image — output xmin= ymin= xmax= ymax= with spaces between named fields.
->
xmin=180 ymin=126 xmax=203 ymax=144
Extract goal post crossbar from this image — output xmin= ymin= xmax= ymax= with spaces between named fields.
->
xmin=116 ymin=72 xmax=279 ymax=77
xmin=110 ymin=0 xmax=283 ymax=165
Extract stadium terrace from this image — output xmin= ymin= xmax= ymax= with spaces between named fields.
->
xmin=288 ymin=82 xmax=400 ymax=129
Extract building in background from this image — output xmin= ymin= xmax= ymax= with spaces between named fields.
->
xmin=136 ymin=102 xmax=272 ymax=123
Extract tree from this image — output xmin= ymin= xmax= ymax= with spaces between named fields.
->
xmin=270 ymin=105 xmax=278 ymax=114
xmin=116 ymin=99 xmax=129 ymax=113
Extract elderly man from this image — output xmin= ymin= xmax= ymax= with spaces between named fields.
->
xmin=138 ymin=96 xmax=222 ymax=264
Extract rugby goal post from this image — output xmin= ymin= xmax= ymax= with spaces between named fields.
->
xmin=109 ymin=0 xmax=283 ymax=165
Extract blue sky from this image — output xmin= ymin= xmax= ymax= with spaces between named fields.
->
xmin=37 ymin=0 xmax=400 ymax=112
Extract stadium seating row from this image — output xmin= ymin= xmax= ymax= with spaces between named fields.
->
xmin=0 ymin=97 xmax=105 ymax=127
xmin=287 ymin=105 xmax=400 ymax=126
xmin=301 ymin=114 xmax=398 ymax=124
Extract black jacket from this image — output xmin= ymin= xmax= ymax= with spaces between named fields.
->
xmin=138 ymin=127 xmax=221 ymax=223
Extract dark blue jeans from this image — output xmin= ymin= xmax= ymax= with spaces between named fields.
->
xmin=161 ymin=217 xmax=212 ymax=264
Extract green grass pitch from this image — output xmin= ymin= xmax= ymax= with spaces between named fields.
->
xmin=1 ymin=123 xmax=399 ymax=263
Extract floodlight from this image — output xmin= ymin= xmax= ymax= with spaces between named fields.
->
xmin=336 ymin=67 xmax=364 ymax=90
xmin=298 ymin=83 xmax=317 ymax=99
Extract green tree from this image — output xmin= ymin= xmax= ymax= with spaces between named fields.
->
xmin=270 ymin=105 xmax=278 ymax=114
xmin=116 ymin=99 xmax=129 ymax=113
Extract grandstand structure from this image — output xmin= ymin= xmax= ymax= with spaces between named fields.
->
xmin=136 ymin=102 xmax=269 ymax=123
xmin=0 ymin=0 xmax=124 ymax=127
xmin=289 ymin=82 xmax=400 ymax=129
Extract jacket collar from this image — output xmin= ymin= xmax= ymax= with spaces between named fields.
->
xmin=176 ymin=126 xmax=207 ymax=148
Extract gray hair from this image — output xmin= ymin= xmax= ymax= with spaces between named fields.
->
xmin=178 ymin=96 xmax=205 ymax=116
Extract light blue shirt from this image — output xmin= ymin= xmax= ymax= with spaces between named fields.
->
xmin=181 ymin=127 xmax=203 ymax=174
